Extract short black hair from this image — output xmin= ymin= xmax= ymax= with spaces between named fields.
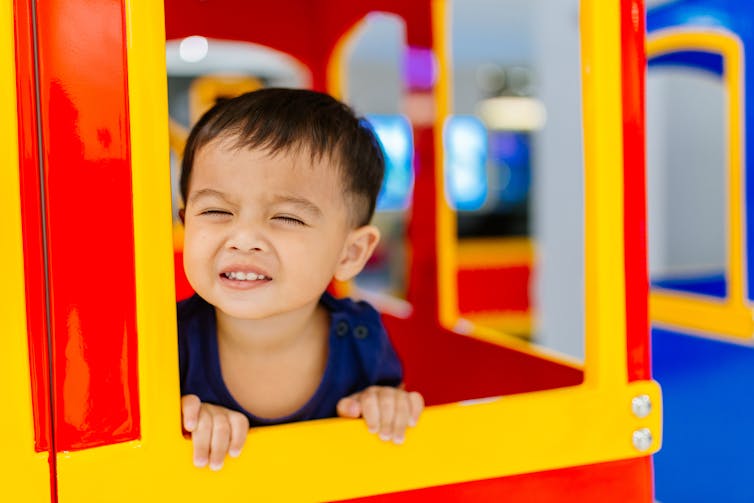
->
xmin=180 ymin=88 xmax=385 ymax=227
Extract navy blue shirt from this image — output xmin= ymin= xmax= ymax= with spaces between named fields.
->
xmin=177 ymin=292 xmax=403 ymax=426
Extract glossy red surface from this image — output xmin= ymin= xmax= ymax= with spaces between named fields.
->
xmin=13 ymin=0 xmax=53 ymax=456
xmin=164 ymin=0 xmax=433 ymax=91
xmin=620 ymin=0 xmax=650 ymax=382
xmin=35 ymin=0 xmax=140 ymax=451
xmin=338 ymin=457 xmax=654 ymax=502
xmin=383 ymin=313 xmax=583 ymax=407
xmin=458 ymin=266 xmax=531 ymax=314
xmin=405 ymin=125 xmax=441 ymax=321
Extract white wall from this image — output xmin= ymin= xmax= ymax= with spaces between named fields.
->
xmin=646 ymin=68 xmax=726 ymax=277
xmin=530 ymin=0 xmax=584 ymax=359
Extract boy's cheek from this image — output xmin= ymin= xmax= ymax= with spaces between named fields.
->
xmin=181 ymin=246 xmax=205 ymax=291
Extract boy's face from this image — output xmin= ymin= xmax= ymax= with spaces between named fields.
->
xmin=182 ymin=137 xmax=358 ymax=321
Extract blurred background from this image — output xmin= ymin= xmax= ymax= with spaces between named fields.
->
xmin=166 ymin=0 xmax=589 ymax=360
xmin=165 ymin=0 xmax=721 ymax=366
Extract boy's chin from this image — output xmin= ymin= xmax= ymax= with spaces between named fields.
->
xmin=214 ymin=296 xmax=323 ymax=322
xmin=214 ymin=302 xmax=270 ymax=321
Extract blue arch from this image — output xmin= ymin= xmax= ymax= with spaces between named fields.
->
xmin=648 ymin=50 xmax=723 ymax=76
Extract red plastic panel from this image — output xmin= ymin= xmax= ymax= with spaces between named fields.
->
xmin=164 ymin=0 xmax=433 ymax=91
xmin=405 ymin=126 xmax=441 ymax=320
xmin=338 ymin=457 xmax=654 ymax=503
xmin=13 ymin=0 xmax=53 ymax=455
xmin=35 ymin=0 xmax=140 ymax=450
xmin=382 ymin=313 xmax=583 ymax=407
xmin=457 ymin=266 xmax=531 ymax=314
xmin=620 ymin=0 xmax=650 ymax=382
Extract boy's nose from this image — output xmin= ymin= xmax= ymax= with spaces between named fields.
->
xmin=226 ymin=225 xmax=267 ymax=252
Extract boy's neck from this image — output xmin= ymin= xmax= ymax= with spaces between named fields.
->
xmin=214 ymin=300 xmax=327 ymax=354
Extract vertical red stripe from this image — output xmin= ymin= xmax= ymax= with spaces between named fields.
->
xmin=14 ymin=0 xmax=53 ymax=460
xmin=406 ymin=124 xmax=440 ymax=322
xmin=621 ymin=0 xmax=651 ymax=381
xmin=35 ymin=0 xmax=140 ymax=451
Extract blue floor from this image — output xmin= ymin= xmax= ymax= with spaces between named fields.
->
xmin=652 ymin=327 xmax=754 ymax=503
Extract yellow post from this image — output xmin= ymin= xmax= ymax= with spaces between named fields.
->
xmin=580 ymin=0 xmax=629 ymax=388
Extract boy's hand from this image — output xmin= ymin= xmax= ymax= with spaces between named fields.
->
xmin=336 ymin=386 xmax=424 ymax=444
xmin=181 ymin=394 xmax=249 ymax=470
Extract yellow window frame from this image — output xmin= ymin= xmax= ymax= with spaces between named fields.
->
xmin=647 ymin=29 xmax=753 ymax=339
xmin=53 ymin=1 xmax=661 ymax=501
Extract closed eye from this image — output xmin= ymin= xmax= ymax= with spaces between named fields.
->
xmin=199 ymin=209 xmax=232 ymax=217
xmin=273 ymin=215 xmax=306 ymax=226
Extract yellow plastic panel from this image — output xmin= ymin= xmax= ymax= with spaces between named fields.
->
xmin=57 ymin=380 xmax=660 ymax=502
xmin=0 ymin=2 xmax=52 ymax=501
xmin=432 ymin=0 xmax=459 ymax=329
xmin=579 ymin=0 xmax=629 ymax=389
xmin=456 ymin=237 xmax=533 ymax=268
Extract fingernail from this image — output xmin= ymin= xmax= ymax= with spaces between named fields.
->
xmin=393 ymin=436 xmax=405 ymax=445
xmin=194 ymin=456 xmax=207 ymax=468
xmin=379 ymin=433 xmax=391 ymax=442
xmin=229 ymin=448 xmax=241 ymax=458
xmin=349 ymin=404 xmax=359 ymax=416
xmin=186 ymin=420 xmax=196 ymax=430
xmin=368 ymin=426 xmax=378 ymax=434
xmin=210 ymin=461 xmax=223 ymax=471
xmin=408 ymin=418 xmax=417 ymax=427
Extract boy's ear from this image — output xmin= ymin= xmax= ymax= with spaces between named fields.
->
xmin=334 ymin=225 xmax=381 ymax=282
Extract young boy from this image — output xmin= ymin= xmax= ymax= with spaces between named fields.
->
xmin=177 ymin=88 xmax=424 ymax=470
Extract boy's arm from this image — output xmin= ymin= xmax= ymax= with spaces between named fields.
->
xmin=336 ymin=386 xmax=424 ymax=444
xmin=336 ymin=299 xmax=422 ymax=443
xmin=182 ymin=394 xmax=249 ymax=470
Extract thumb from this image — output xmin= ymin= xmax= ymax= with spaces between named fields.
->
xmin=336 ymin=395 xmax=362 ymax=418
xmin=181 ymin=394 xmax=201 ymax=432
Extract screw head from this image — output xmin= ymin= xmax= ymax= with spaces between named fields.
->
xmin=632 ymin=428 xmax=653 ymax=451
xmin=631 ymin=394 xmax=652 ymax=418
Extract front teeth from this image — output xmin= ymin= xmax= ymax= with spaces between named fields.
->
xmin=226 ymin=272 xmax=267 ymax=281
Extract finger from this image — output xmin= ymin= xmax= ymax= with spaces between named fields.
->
xmin=192 ymin=407 xmax=212 ymax=468
xmin=336 ymin=396 xmax=362 ymax=418
xmin=391 ymin=393 xmax=411 ymax=444
xmin=208 ymin=411 xmax=231 ymax=471
xmin=377 ymin=388 xmax=397 ymax=442
xmin=181 ymin=394 xmax=201 ymax=432
xmin=228 ymin=412 xmax=249 ymax=458
xmin=408 ymin=391 xmax=424 ymax=427
xmin=360 ymin=387 xmax=381 ymax=434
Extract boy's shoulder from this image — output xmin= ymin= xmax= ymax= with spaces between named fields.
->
xmin=320 ymin=292 xmax=402 ymax=386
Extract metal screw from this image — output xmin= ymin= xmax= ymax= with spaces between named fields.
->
xmin=631 ymin=394 xmax=652 ymax=418
xmin=632 ymin=428 xmax=653 ymax=451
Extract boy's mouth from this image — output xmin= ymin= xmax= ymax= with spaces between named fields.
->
xmin=222 ymin=271 xmax=270 ymax=281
